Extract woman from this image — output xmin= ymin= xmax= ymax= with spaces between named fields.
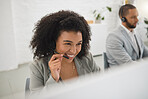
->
xmin=29 ymin=10 xmax=100 ymax=92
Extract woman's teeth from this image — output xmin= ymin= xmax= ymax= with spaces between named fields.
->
xmin=67 ymin=55 xmax=74 ymax=58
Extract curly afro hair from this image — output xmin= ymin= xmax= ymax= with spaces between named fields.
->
xmin=30 ymin=10 xmax=91 ymax=59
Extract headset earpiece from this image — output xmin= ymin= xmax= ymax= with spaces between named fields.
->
xmin=121 ymin=17 xmax=126 ymax=22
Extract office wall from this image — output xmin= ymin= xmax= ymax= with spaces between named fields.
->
xmin=0 ymin=0 xmax=18 ymax=71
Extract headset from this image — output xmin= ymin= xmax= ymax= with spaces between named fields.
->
xmin=121 ymin=17 xmax=127 ymax=22
xmin=120 ymin=6 xmax=127 ymax=22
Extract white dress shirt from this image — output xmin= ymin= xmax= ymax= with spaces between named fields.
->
xmin=120 ymin=24 xmax=139 ymax=53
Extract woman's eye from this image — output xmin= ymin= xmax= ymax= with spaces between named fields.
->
xmin=77 ymin=43 xmax=82 ymax=45
xmin=64 ymin=43 xmax=71 ymax=45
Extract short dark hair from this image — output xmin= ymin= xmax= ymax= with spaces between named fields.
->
xmin=119 ymin=4 xmax=136 ymax=18
xmin=30 ymin=10 xmax=91 ymax=59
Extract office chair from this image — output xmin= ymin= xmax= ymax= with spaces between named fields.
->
xmin=103 ymin=52 xmax=109 ymax=69
xmin=25 ymin=78 xmax=30 ymax=99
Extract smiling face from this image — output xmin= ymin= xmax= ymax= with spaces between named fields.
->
xmin=56 ymin=31 xmax=82 ymax=63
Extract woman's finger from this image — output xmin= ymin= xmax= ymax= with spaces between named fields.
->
xmin=50 ymin=54 xmax=63 ymax=61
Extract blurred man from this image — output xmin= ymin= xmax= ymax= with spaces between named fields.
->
xmin=106 ymin=4 xmax=148 ymax=66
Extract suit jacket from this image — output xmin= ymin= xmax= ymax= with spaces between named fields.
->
xmin=106 ymin=26 xmax=148 ymax=66
xmin=30 ymin=52 xmax=100 ymax=92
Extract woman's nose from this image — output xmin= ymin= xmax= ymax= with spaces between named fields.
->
xmin=69 ymin=45 xmax=76 ymax=54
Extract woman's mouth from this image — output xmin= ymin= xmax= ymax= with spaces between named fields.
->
xmin=65 ymin=54 xmax=75 ymax=59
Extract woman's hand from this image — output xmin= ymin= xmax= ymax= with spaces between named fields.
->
xmin=48 ymin=54 xmax=63 ymax=82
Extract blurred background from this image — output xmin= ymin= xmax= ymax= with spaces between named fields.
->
xmin=0 ymin=0 xmax=148 ymax=99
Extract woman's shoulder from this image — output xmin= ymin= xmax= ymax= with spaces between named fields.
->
xmin=76 ymin=52 xmax=99 ymax=72
xmin=30 ymin=57 xmax=48 ymax=71
xmin=81 ymin=52 xmax=93 ymax=61
xmin=76 ymin=52 xmax=94 ymax=66
xmin=32 ymin=57 xmax=48 ymax=65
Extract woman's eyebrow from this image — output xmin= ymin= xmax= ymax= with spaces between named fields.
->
xmin=79 ymin=41 xmax=82 ymax=43
xmin=63 ymin=40 xmax=82 ymax=43
xmin=63 ymin=40 xmax=72 ymax=42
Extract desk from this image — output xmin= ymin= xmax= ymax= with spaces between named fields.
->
xmin=36 ymin=59 xmax=148 ymax=99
